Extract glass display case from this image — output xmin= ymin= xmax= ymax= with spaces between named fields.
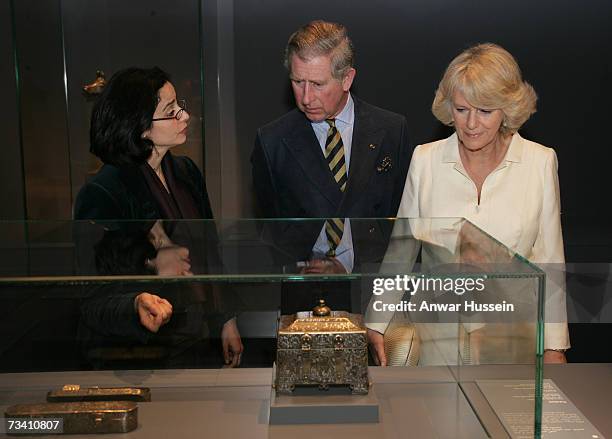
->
xmin=0 ymin=218 xmax=547 ymax=437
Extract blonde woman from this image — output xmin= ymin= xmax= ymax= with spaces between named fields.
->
xmin=369 ymin=43 xmax=569 ymax=365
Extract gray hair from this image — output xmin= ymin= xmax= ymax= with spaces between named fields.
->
xmin=284 ymin=20 xmax=354 ymax=80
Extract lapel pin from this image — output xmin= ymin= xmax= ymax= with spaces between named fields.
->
xmin=377 ymin=156 xmax=392 ymax=172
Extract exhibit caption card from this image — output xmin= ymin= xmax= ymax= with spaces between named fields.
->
xmin=477 ymin=379 xmax=604 ymax=438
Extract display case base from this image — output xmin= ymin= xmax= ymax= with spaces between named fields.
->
xmin=268 ymin=385 xmax=379 ymax=425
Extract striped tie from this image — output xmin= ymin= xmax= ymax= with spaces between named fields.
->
xmin=325 ymin=217 xmax=345 ymax=257
xmin=325 ymin=119 xmax=348 ymax=192
xmin=324 ymin=120 xmax=347 ymax=257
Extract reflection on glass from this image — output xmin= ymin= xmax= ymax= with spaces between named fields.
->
xmin=79 ymin=219 xmax=242 ymax=370
xmin=0 ymin=218 xmax=552 ymax=378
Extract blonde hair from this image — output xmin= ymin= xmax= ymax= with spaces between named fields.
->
xmin=432 ymin=43 xmax=537 ymax=136
xmin=284 ymin=20 xmax=354 ymax=80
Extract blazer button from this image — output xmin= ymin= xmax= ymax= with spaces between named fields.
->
xmin=369 ymin=226 xmax=375 ymax=233
xmin=369 ymin=143 xmax=377 ymax=150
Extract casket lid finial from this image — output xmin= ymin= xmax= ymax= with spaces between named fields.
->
xmin=312 ymin=299 xmax=331 ymax=317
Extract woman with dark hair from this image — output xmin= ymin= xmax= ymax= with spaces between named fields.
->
xmin=76 ymin=66 xmax=211 ymax=220
xmin=75 ymin=67 xmax=243 ymax=367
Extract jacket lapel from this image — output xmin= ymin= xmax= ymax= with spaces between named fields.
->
xmin=282 ymin=116 xmax=343 ymax=208
xmin=339 ymin=98 xmax=385 ymax=214
xmin=118 ymin=166 xmax=159 ymax=219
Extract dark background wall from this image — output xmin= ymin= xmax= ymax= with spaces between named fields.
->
xmin=1 ymin=0 xmax=204 ymax=220
xmin=13 ymin=0 xmax=73 ymax=220
xmin=1 ymin=0 xmax=26 ymax=219
xmin=233 ymin=0 xmax=612 ymax=231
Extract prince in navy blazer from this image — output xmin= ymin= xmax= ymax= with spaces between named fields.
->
xmin=251 ymin=20 xmax=411 ymax=220
xmin=251 ymin=21 xmax=411 ymax=315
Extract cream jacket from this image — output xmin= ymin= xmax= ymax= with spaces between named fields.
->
xmin=400 ymin=132 xmax=564 ymax=266
xmin=368 ymin=132 xmax=569 ymax=355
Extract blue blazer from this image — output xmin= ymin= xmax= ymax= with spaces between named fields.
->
xmin=251 ymin=96 xmax=411 ymax=219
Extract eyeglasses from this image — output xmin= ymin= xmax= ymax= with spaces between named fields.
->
xmin=152 ymin=99 xmax=187 ymax=121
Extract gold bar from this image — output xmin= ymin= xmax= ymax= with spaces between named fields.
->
xmin=47 ymin=385 xmax=151 ymax=402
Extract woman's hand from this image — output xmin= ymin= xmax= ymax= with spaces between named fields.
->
xmin=134 ymin=292 xmax=173 ymax=333
xmin=299 ymin=257 xmax=347 ymax=274
xmin=148 ymin=221 xmax=173 ymax=249
xmin=147 ymin=222 xmax=192 ymax=276
xmin=150 ymin=246 xmax=192 ymax=276
xmin=221 ymin=318 xmax=243 ymax=367
xmin=367 ymin=328 xmax=387 ymax=366
xmin=544 ymin=350 xmax=567 ymax=364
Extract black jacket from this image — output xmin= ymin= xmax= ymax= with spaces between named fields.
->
xmin=73 ymin=155 xmax=236 ymax=367
xmin=74 ymin=153 xmax=213 ymax=221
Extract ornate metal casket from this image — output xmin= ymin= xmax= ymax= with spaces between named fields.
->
xmin=275 ymin=301 xmax=369 ymax=394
